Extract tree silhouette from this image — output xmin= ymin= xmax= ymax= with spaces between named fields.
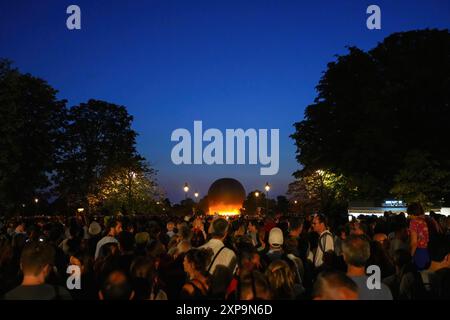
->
xmin=0 ymin=60 xmax=66 ymax=215
xmin=291 ymin=29 xmax=450 ymax=203
xmin=55 ymin=99 xmax=153 ymax=213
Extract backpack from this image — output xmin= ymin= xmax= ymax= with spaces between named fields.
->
xmin=207 ymin=246 xmax=235 ymax=299
xmin=313 ymin=231 xmax=333 ymax=265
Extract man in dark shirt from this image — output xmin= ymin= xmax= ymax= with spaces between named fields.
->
xmin=4 ymin=241 xmax=71 ymax=300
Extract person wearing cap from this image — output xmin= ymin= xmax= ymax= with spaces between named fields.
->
xmin=87 ymin=221 xmax=102 ymax=257
xmin=265 ymin=227 xmax=284 ymax=263
xmin=88 ymin=221 xmax=102 ymax=236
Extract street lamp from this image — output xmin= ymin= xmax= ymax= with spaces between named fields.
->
xmin=193 ymin=191 xmax=199 ymax=215
xmin=254 ymin=191 xmax=260 ymax=216
xmin=264 ymin=183 xmax=270 ymax=214
xmin=183 ymin=183 xmax=189 ymax=199
xmin=34 ymin=198 xmax=39 ymax=215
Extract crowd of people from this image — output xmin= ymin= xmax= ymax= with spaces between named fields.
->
xmin=1 ymin=202 xmax=449 ymax=300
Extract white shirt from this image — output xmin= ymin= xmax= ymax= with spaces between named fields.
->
xmin=200 ymin=238 xmax=236 ymax=274
xmin=313 ymin=230 xmax=334 ymax=267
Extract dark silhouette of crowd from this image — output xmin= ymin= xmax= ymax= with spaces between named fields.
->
xmin=1 ymin=202 xmax=449 ymax=300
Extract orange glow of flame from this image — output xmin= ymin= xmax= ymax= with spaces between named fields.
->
xmin=208 ymin=203 xmax=242 ymax=216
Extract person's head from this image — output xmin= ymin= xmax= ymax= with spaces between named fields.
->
xmin=237 ymin=242 xmax=260 ymax=273
xmin=175 ymin=240 xmax=192 ymax=258
xmin=130 ymin=256 xmax=156 ymax=282
xmin=130 ymin=256 xmax=157 ymax=300
xmin=148 ymin=240 xmax=166 ymax=260
xmin=88 ymin=221 xmax=102 ymax=237
xmin=107 ymin=219 xmax=123 ymax=237
xmin=268 ymin=227 xmax=284 ymax=250
xmin=312 ymin=214 xmax=327 ymax=234
xmin=265 ymin=260 xmax=296 ymax=299
xmin=342 ymin=235 xmax=370 ymax=268
xmin=373 ymin=233 xmax=388 ymax=247
xmin=445 ymin=216 xmax=450 ymax=231
xmin=135 ymin=232 xmax=150 ymax=247
xmin=289 ymin=218 xmax=304 ymax=237
xmin=176 ymin=221 xmax=187 ymax=232
xmin=210 ymin=218 xmax=229 ymax=240
xmin=239 ymin=271 xmax=272 ymax=300
xmin=348 ymin=220 xmax=367 ymax=236
xmin=233 ymin=224 xmax=246 ymax=237
xmin=192 ymin=217 xmax=204 ymax=230
xmin=20 ymin=242 xmax=55 ymax=283
xmin=179 ymin=224 xmax=192 ymax=241
xmin=70 ymin=252 xmax=94 ymax=275
xmin=392 ymin=216 xmax=408 ymax=237
xmin=247 ymin=220 xmax=258 ymax=233
xmin=15 ymin=222 xmax=26 ymax=234
xmin=183 ymin=248 xmax=213 ymax=277
xmin=428 ymin=236 xmax=450 ymax=267
xmin=98 ymin=242 xmax=119 ymax=260
xmin=166 ymin=221 xmax=175 ymax=232
xmin=407 ymin=202 xmax=425 ymax=217
xmin=336 ymin=225 xmax=347 ymax=240
xmin=99 ymin=271 xmax=134 ymax=300
xmin=313 ymin=271 xmax=359 ymax=300
xmin=283 ymin=237 xmax=299 ymax=256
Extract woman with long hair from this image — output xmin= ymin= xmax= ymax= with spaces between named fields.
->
xmin=180 ymin=248 xmax=212 ymax=299
xmin=130 ymin=256 xmax=167 ymax=300
xmin=265 ymin=259 xmax=302 ymax=299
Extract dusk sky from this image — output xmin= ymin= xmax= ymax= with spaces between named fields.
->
xmin=1 ymin=0 xmax=449 ymax=202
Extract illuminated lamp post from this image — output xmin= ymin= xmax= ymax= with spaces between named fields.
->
xmin=264 ymin=183 xmax=271 ymax=214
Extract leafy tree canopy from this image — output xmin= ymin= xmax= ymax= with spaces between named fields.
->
xmin=291 ymin=29 xmax=450 ymax=203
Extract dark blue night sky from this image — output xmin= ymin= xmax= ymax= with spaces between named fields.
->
xmin=1 ymin=0 xmax=449 ymax=202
